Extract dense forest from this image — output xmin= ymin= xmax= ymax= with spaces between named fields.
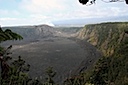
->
xmin=0 ymin=22 xmax=128 ymax=85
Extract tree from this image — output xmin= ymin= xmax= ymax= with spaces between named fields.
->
xmin=0 ymin=26 xmax=23 ymax=43
xmin=79 ymin=0 xmax=128 ymax=5
xmin=0 ymin=26 xmax=23 ymax=84
xmin=45 ymin=66 xmax=56 ymax=85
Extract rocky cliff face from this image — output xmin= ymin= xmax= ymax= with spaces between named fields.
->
xmin=77 ymin=22 xmax=128 ymax=56
xmin=35 ymin=25 xmax=56 ymax=38
xmin=2 ymin=25 xmax=82 ymax=41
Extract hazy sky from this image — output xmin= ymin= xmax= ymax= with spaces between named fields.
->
xmin=0 ymin=0 xmax=128 ymax=26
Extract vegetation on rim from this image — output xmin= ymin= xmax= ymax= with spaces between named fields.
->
xmin=71 ymin=22 xmax=128 ymax=85
xmin=0 ymin=22 xmax=128 ymax=85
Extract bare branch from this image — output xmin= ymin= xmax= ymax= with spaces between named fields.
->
xmin=79 ymin=0 xmax=126 ymax=5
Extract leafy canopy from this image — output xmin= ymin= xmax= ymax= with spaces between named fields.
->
xmin=0 ymin=26 xmax=23 ymax=43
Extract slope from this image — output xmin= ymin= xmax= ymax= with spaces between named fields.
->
xmin=72 ymin=22 xmax=128 ymax=85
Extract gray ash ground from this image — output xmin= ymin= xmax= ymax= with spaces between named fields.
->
xmin=6 ymin=36 xmax=101 ymax=83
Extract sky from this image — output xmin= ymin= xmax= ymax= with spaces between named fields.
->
xmin=0 ymin=0 xmax=128 ymax=26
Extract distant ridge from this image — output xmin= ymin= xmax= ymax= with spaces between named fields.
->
xmin=2 ymin=24 xmax=56 ymax=41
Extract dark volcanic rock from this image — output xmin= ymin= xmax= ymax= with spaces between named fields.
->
xmin=69 ymin=38 xmax=102 ymax=76
xmin=1 ymin=25 xmax=102 ymax=83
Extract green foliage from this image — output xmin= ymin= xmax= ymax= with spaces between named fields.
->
xmin=44 ymin=67 xmax=57 ymax=85
xmin=2 ymin=26 xmax=38 ymax=39
xmin=0 ymin=28 xmax=58 ymax=85
xmin=63 ymin=73 xmax=87 ymax=85
xmin=77 ymin=22 xmax=128 ymax=85
xmin=0 ymin=28 xmax=31 ymax=85
xmin=78 ymin=22 xmax=128 ymax=56
xmin=0 ymin=44 xmax=31 ymax=85
xmin=0 ymin=27 xmax=23 ymax=42
xmin=1 ymin=56 xmax=31 ymax=85
xmin=0 ymin=46 xmax=57 ymax=85
xmin=87 ymin=53 xmax=128 ymax=85
xmin=1 ymin=23 xmax=128 ymax=85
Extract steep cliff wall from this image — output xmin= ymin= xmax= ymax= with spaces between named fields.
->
xmin=77 ymin=22 xmax=128 ymax=56
xmin=68 ymin=22 xmax=128 ymax=85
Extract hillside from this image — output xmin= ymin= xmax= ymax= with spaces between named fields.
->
xmin=2 ymin=25 xmax=56 ymax=40
xmin=1 ymin=22 xmax=128 ymax=84
xmin=77 ymin=22 xmax=128 ymax=56
xmin=2 ymin=25 xmax=82 ymax=42
xmin=71 ymin=22 xmax=128 ymax=85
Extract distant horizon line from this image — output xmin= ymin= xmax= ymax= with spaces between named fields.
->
xmin=1 ymin=21 xmax=128 ymax=28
